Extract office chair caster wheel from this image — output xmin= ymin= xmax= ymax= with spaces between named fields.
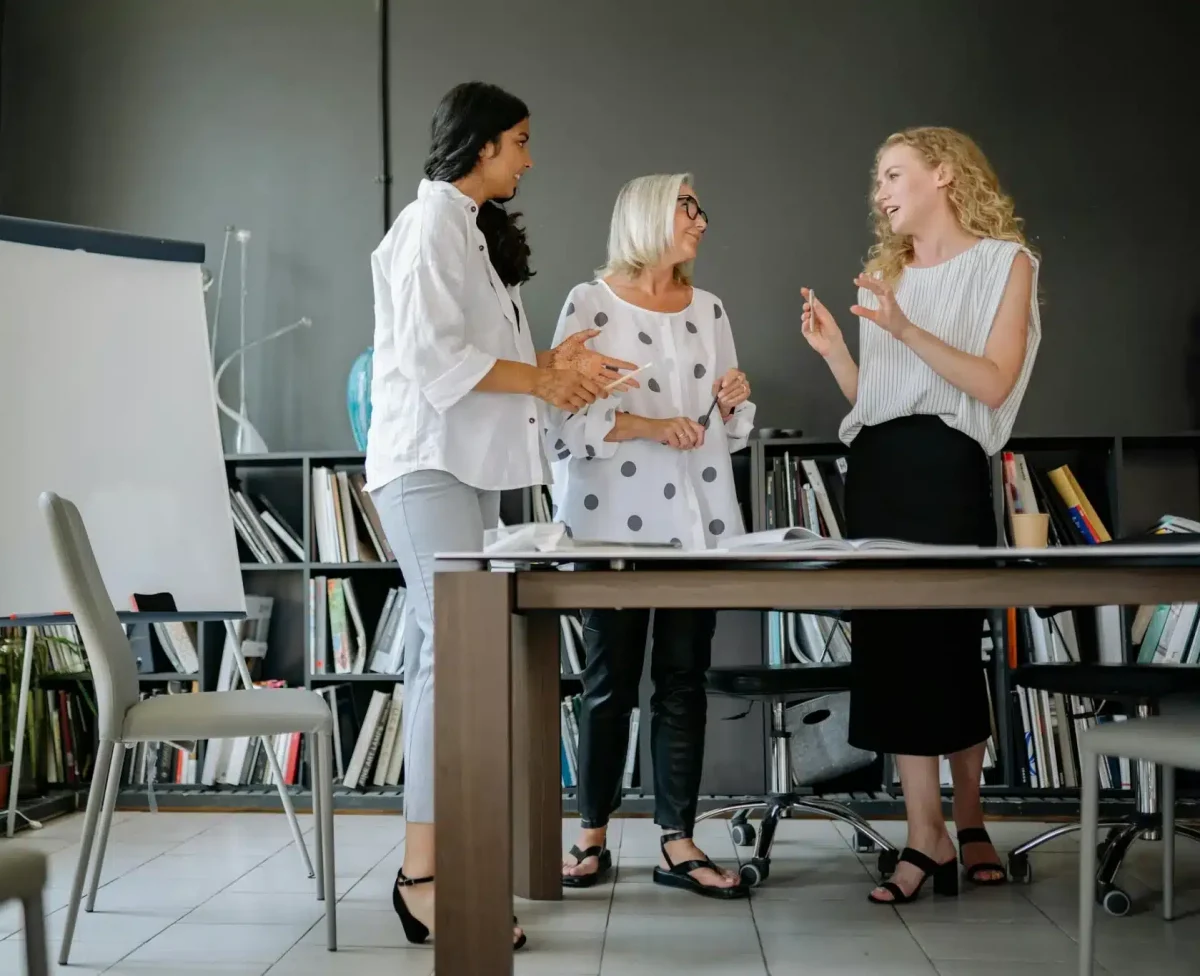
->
xmin=731 ymin=822 xmax=756 ymax=847
xmin=853 ymin=830 xmax=879 ymax=854
xmin=739 ymin=858 xmax=768 ymax=887
xmin=877 ymin=849 xmax=898 ymax=878
xmin=1100 ymin=885 xmax=1131 ymax=917
xmin=1007 ymin=853 xmax=1032 ymax=885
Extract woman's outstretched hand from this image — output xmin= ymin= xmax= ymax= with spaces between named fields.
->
xmin=851 ymin=275 xmax=914 ymax=340
xmin=550 ymin=329 xmax=641 ymax=391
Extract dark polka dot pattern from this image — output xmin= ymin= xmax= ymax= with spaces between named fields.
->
xmin=648 ymin=379 xmax=661 ymax=393
xmin=594 ymin=312 xmax=608 ymax=327
xmin=627 ymin=515 xmax=643 ymax=531
xmin=702 ymin=467 xmax=717 ymax=482
xmin=584 ymin=494 xmax=599 ymax=510
xmin=686 ymin=321 xmax=697 ymax=334
xmin=557 ymin=449 xmax=570 ymax=460
xmin=709 ymin=519 xmax=725 ymax=535
xmin=714 ymin=303 xmax=723 ymax=319
xmin=638 ymin=332 xmax=652 ymax=344
xmin=670 ymin=537 xmax=681 ymax=546
xmin=554 ymin=438 xmax=565 ymax=450
xmin=586 ymin=444 xmax=596 ymax=458
xmin=566 ymin=302 xmax=575 ymax=316
xmin=694 ymin=364 xmax=706 ymax=379
xmin=664 ymin=483 xmax=676 ymax=499
xmin=621 ymin=461 xmax=636 ymax=477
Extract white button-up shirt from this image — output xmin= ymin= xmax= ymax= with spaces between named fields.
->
xmin=365 ymin=179 xmax=549 ymax=493
xmin=545 ymin=280 xmax=755 ymax=549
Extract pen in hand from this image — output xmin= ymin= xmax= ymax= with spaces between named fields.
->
xmin=699 ymin=393 xmax=721 ymax=429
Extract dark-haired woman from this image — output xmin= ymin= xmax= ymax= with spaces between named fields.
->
xmin=364 ymin=81 xmax=637 ymax=951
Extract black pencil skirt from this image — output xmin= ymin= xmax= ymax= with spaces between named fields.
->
xmin=844 ymin=415 xmax=997 ymax=757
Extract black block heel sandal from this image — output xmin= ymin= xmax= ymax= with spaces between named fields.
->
xmin=957 ymin=827 xmax=1008 ymax=886
xmin=867 ymin=847 xmax=959 ymax=905
xmin=562 ymin=845 xmax=612 ymax=888
xmin=392 ymin=871 xmax=527 ymax=950
xmin=652 ymin=831 xmax=749 ymax=900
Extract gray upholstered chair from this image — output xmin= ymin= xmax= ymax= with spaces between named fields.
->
xmin=0 ymin=845 xmax=49 ymax=976
xmin=1078 ymin=712 xmax=1200 ymax=975
xmin=38 ymin=491 xmax=338 ymax=963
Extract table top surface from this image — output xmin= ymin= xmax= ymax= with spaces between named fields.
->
xmin=437 ymin=538 xmax=1200 ymax=570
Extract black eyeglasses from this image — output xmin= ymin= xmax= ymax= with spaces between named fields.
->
xmin=678 ymin=194 xmax=708 ymax=224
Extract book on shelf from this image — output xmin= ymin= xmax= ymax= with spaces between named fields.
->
xmin=311 ymin=467 xmax=394 ymax=563
xmin=309 ymin=578 xmax=407 ymax=676
xmin=559 ymin=694 xmax=638 ymax=791
xmin=329 ymin=684 xmax=405 ymax=790
xmin=228 ymin=484 xmax=304 ymax=564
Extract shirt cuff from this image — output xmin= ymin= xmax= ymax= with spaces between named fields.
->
xmin=724 ymin=400 xmax=756 ymax=450
xmin=577 ymin=394 xmax=622 ymax=460
xmin=422 ymin=348 xmax=498 ymax=414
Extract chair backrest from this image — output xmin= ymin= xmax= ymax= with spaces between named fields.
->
xmin=38 ymin=491 xmax=140 ymax=741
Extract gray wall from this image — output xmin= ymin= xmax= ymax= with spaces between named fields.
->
xmin=2 ymin=0 xmax=1196 ymax=452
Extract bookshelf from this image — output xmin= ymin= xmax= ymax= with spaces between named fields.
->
xmin=8 ymin=438 xmax=1199 ymax=824
xmin=754 ymin=432 xmax=1200 ymax=817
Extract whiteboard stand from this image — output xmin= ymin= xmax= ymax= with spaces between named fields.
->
xmin=223 ymin=619 xmax=315 ymax=880
xmin=5 ymin=627 xmax=39 ymax=838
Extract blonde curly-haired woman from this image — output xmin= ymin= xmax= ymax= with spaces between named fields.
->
xmin=800 ymin=126 xmax=1041 ymax=905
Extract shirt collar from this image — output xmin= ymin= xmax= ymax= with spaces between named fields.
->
xmin=419 ymin=178 xmax=478 ymax=213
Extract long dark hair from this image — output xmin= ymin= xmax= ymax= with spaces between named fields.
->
xmin=424 ymin=82 xmax=534 ymax=287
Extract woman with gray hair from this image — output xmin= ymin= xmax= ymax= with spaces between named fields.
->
xmin=549 ymin=174 xmax=755 ymax=899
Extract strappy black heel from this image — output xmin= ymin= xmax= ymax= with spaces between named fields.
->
xmin=957 ymin=826 xmax=1007 ymax=886
xmin=867 ymin=847 xmax=959 ymax=904
xmin=562 ymin=845 xmax=612 ymax=888
xmin=652 ymin=831 xmax=749 ymax=900
xmin=392 ymin=870 xmax=527 ymax=950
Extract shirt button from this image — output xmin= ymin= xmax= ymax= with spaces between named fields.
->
xmin=478 ymin=244 xmax=485 ymax=251
xmin=470 ymin=205 xmax=477 ymax=212
xmin=528 ymin=417 xmax=535 ymax=424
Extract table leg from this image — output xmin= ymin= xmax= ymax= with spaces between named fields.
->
xmin=512 ymin=610 xmax=563 ymax=900
xmin=435 ymin=569 xmax=514 ymax=976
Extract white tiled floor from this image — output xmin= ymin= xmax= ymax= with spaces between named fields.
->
xmin=2 ymin=810 xmax=1199 ymax=975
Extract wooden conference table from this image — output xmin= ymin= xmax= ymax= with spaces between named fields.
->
xmin=432 ymin=541 xmax=1200 ymax=975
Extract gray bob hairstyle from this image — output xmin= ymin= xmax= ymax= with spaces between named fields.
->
xmin=596 ymin=172 xmax=695 ymax=285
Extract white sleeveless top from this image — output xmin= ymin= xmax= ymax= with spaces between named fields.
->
xmin=838 ymin=237 xmax=1041 ymax=457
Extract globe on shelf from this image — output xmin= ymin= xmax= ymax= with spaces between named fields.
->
xmin=347 ymin=347 xmax=373 ymax=451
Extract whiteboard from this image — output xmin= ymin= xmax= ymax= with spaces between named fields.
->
xmin=0 ymin=221 xmax=246 ymax=619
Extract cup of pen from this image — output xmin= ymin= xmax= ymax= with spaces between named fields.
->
xmin=1011 ymin=512 xmax=1049 ymax=549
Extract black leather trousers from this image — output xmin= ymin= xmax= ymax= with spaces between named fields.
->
xmin=575 ymin=608 xmax=717 ymax=835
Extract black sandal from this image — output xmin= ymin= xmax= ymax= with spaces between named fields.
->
xmin=562 ymin=845 xmax=612 ymax=888
xmin=652 ymin=831 xmax=748 ymax=900
xmin=957 ymin=827 xmax=1007 ymax=886
xmin=392 ymin=871 xmax=527 ymax=950
xmin=867 ymin=847 xmax=959 ymax=904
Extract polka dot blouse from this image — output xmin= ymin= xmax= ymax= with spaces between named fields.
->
xmin=544 ymin=279 xmax=756 ymax=549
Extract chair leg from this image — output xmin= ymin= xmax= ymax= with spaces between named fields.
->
xmin=1162 ymin=764 xmax=1175 ymax=922
xmin=693 ymin=801 xmax=767 ymax=825
xmin=23 ymin=892 xmax=49 ymax=976
xmin=319 ymin=732 xmax=337 ymax=951
xmin=1079 ymin=746 xmax=1099 ymax=976
xmin=270 ymin=735 xmax=315 ymax=880
xmin=788 ymin=798 xmax=895 ymax=854
xmin=60 ymin=739 xmax=114 ymax=965
xmin=311 ymin=733 xmax=325 ymax=902
xmin=86 ymin=741 xmax=126 ymax=913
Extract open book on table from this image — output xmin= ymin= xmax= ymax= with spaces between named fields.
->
xmin=716 ymin=527 xmax=974 ymax=553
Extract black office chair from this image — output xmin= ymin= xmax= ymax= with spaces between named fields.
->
xmin=1007 ymin=662 xmax=1200 ymax=916
xmin=696 ymin=662 xmax=899 ymax=887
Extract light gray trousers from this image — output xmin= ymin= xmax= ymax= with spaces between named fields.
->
xmin=370 ymin=468 xmax=500 ymax=823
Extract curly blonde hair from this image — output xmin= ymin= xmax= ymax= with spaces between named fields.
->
xmin=864 ymin=126 xmax=1033 ymax=285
